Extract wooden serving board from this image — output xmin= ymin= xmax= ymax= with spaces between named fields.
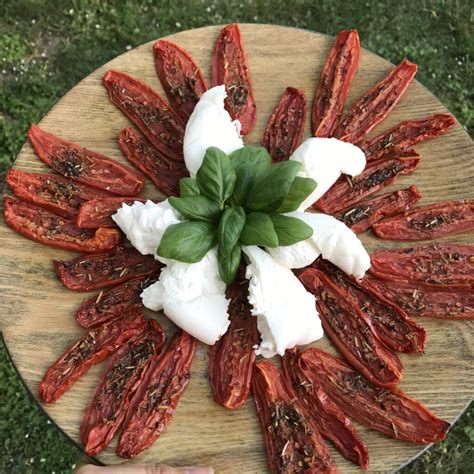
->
xmin=0 ymin=24 xmax=473 ymax=473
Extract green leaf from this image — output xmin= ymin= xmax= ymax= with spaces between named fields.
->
xmin=269 ymin=214 xmax=313 ymax=246
xmin=217 ymin=206 xmax=246 ymax=256
xmin=179 ymin=177 xmax=200 ymax=197
xmin=168 ymin=196 xmax=221 ymax=222
xmin=218 ymin=243 xmax=242 ymax=284
xmin=277 ymin=177 xmax=317 ymax=212
xmin=196 ymin=147 xmax=236 ymax=206
xmin=240 ymin=212 xmax=279 ymax=247
xmin=228 ymin=147 xmax=272 ymax=206
xmin=245 ymin=160 xmax=302 ymax=212
xmin=157 ymin=221 xmax=216 ymax=263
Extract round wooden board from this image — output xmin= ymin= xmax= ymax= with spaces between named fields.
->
xmin=0 ymin=24 xmax=473 ymax=473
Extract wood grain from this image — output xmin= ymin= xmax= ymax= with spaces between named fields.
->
xmin=0 ymin=24 xmax=473 ymax=473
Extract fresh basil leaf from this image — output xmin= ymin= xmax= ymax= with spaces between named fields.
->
xmin=228 ymin=147 xmax=272 ymax=207
xmin=196 ymin=147 xmax=236 ymax=206
xmin=277 ymin=177 xmax=317 ymax=212
xmin=245 ymin=160 xmax=302 ymax=212
xmin=218 ymin=243 xmax=242 ymax=284
xmin=157 ymin=222 xmax=216 ymax=263
xmin=218 ymin=207 xmax=246 ymax=256
xmin=169 ymin=196 xmax=221 ymax=223
xmin=179 ymin=177 xmax=200 ymax=197
xmin=269 ymin=214 xmax=313 ymax=246
xmin=240 ymin=212 xmax=279 ymax=247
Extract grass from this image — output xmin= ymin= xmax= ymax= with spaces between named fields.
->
xmin=0 ymin=0 xmax=472 ymax=472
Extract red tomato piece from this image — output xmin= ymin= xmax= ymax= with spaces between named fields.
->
xmin=261 ymin=87 xmax=307 ymax=162
xmin=38 ymin=312 xmax=147 ymax=404
xmin=301 ymin=348 xmax=450 ymax=444
xmin=312 ymin=30 xmax=360 ymax=137
xmin=103 ymin=70 xmax=185 ymax=162
xmin=28 ymin=125 xmax=144 ymax=196
xmin=118 ymin=127 xmax=188 ymax=196
xmin=153 ymin=39 xmax=208 ymax=122
xmin=3 ymin=197 xmax=120 ymax=253
xmin=116 ymin=331 xmax=196 ymax=459
xmin=80 ymin=319 xmax=165 ymax=456
xmin=211 ymin=23 xmax=257 ymax=135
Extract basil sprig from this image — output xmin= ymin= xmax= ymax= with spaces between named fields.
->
xmin=157 ymin=146 xmax=317 ymax=283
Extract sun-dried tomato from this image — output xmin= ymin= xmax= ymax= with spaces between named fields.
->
xmin=28 ymin=125 xmax=144 ymax=196
xmin=282 ymin=348 xmax=369 ymax=469
xmin=252 ymin=361 xmax=337 ymax=474
xmin=54 ymin=244 xmax=162 ymax=291
xmin=103 ymin=70 xmax=185 ymax=162
xmin=118 ymin=127 xmax=188 ymax=196
xmin=314 ymin=153 xmax=421 ymax=214
xmin=261 ymin=87 xmax=307 ymax=162
xmin=334 ymin=186 xmax=421 ymax=233
xmin=313 ymin=259 xmax=426 ymax=353
xmin=5 ymin=169 xmax=112 ymax=219
xmin=3 ymin=197 xmax=120 ymax=253
xmin=369 ymin=243 xmax=474 ymax=289
xmin=301 ymin=348 xmax=450 ymax=444
xmin=362 ymin=114 xmax=455 ymax=162
xmin=116 ymin=331 xmax=196 ymax=459
xmin=299 ymin=268 xmax=403 ymax=388
xmin=38 ymin=312 xmax=146 ymax=404
xmin=312 ymin=30 xmax=360 ymax=137
xmin=334 ymin=60 xmax=417 ymax=144
xmin=209 ymin=273 xmax=259 ymax=409
xmin=76 ymin=196 xmax=146 ymax=228
xmin=373 ymin=199 xmax=474 ymax=241
xmin=80 ymin=319 xmax=165 ymax=455
xmin=211 ymin=23 xmax=257 ymax=135
xmin=153 ymin=39 xmax=208 ymax=122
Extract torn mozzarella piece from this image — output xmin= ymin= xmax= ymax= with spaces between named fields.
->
xmin=243 ymin=246 xmax=323 ymax=358
xmin=268 ymin=212 xmax=370 ymax=279
xmin=112 ymin=199 xmax=182 ymax=262
xmin=290 ymin=137 xmax=366 ymax=210
xmin=141 ymin=248 xmax=230 ymax=345
xmin=183 ymin=85 xmax=244 ymax=176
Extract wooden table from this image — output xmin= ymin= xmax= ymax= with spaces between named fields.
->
xmin=0 ymin=24 xmax=473 ymax=473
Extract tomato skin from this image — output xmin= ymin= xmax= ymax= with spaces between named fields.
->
xmin=153 ymin=39 xmax=208 ymax=122
xmin=38 ymin=312 xmax=147 ymax=404
xmin=5 ymin=169 xmax=112 ymax=219
xmin=313 ymin=259 xmax=426 ymax=353
xmin=209 ymin=274 xmax=259 ymax=409
xmin=76 ymin=196 xmax=146 ymax=228
xmin=28 ymin=125 xmax=144 ymax=196
xmin=300 ymin=268 xmax=403 ymax=388
xmin=54 ymin=245 xmax=162 ymax=291
xmin=312 ymin=30 xmax=360 ymax=137
xmin=314 ymin=154 xmax=421 ymax=214
xmin=118 ymin=127 xmax=188 ymax=196
xmin=373 ymin=199 xmax=474 ymax=241
xmin=334 ymin=186 xmax=421 ymax=233
xmin=369 ymin=243 xmax=474 ymax=289
xmin=282 ymin=348 xmax=369 ymax=469
xmin=103 ymin=70 xmax=185 ymax=162
xmin=301 ymin=348 xmax=450 ymax=444
xmin=261 ymin=87 xmax=307 ymax=162
xmin=80 ymin=319 xmax=165 ymax=456
xmin=252 ymin=361 xmax=337 ymax=474
xmin=362 ymin=113 xmax=455 ymax=162
xmin=334 ymin=60 xmax=417 ymax=144
xmin=116 ymin=331 xmax=196 ymax=459
xmin=211 ymin=23 xmax=257 ymax=135
xmin=3 ymin=197 xmax=120 ymax=253
xmin=75 ymin=272 xmax=161 ymax=328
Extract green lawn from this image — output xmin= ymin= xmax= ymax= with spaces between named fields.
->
xmin=0 ymin=0 xmax=472 ymax=472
